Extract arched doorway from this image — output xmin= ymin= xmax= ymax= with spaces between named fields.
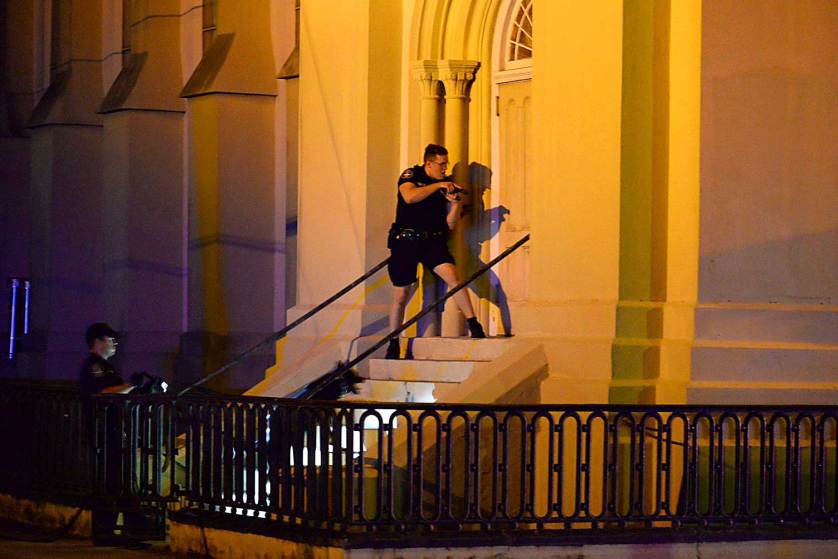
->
xmin=407 ymin=0 xmax=533 ymax=336
xmin=490 ymin=0 xmax=532 ymax=335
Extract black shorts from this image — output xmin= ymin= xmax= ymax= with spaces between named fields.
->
xmin=388 ymin=238 xmax=455 ymax=287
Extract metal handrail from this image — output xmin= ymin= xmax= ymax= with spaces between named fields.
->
xmin=177 ymin=257 xmax=391 ymax=396
xmin=300 ymin=233 xmax=531 ymax=399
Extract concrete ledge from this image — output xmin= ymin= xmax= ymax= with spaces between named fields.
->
xmin=0 ymin=493 xmax=91 ymax=537
xmin=367 ymin=358 xmax=483 ymax=382
xmin=694 ymin=304 xmax=838 ymax=345
xmin=406 ymin=337 xmax=514 ymax=361
xmin=169 ymin=511 xmax=838 ymax=559
xmin=433 ymin=340 xmax=549 ymax=404
xmin=169 ymin=514 xmax=344 ymax=558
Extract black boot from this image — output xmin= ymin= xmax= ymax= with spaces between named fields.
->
xmin=467 ymin=317 xmax=486 ymax=339
xmin=385 ymin=338 xmax=400 ymax=359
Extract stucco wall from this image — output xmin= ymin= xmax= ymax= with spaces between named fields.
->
xmin=699 ymin=0 xmax=838 ymax=305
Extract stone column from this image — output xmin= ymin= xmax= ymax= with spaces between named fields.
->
xmin=99 ymin=0 xmax=186 ymax=377
xmin=179 ymin=0 xmax=280 ymax=392
xmin=657 ymin=0 xmax=700 ymax=403
xmin=439 ymin=60 xmax=479 ymax=337
xmin=410 ymin=61 xmax=443 ymax=336
xmin=21 ymin=0 xmax=105 ymax=378
xmin=0 ymin=0 xmax=38 ymax=366
xmin=528 ymin=2 xmax=623 ymax=404
xmin=411 ymin=61 xmax=443 ymax=146
xmin=612 ymin=0 xmax=701 ymax=405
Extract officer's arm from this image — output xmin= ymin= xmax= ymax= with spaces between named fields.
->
xmin=399 ymin=181 xmax=447 ymax=204
xmin=446 ymin=198 xmax=463 ymax=230
xmin=101 ymin=383 xmax=135 ymax=394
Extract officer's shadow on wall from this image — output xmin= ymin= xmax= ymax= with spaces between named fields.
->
xmin=463 ymin=162 xmax=514 ymax=336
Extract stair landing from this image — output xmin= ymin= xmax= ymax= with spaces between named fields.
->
xmin=347 ymin=337 xmax=514 ymax=403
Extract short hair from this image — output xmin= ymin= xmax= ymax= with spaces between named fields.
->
xmin=85 ymin=322 xmax=118 ymax=349
xmin=423 ymin=144 xmax=448 ymax=162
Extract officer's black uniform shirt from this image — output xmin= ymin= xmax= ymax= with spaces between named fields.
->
xmin=79 ymin=353 xmax=123 ymax=396
xmin=395 ymin=165 xmax=448 ymax=232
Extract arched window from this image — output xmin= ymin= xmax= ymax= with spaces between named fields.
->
xmin=506 ymin=0 xmax=532 ymax=65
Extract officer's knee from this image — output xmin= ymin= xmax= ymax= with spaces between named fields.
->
xmin=433 ymin=263 xmax=459 ymax=287
xmin=392 ymin=287 xmax=410 ymax=306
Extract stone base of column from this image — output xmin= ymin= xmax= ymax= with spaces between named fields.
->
xmin=174 ymin=330 xmax=276 ymax=394
xmin=687 ymin=303 xmax=838 ymax=405
xmin=528 ymin=336 xmax=614 ymax=404
xmin=12 ymin=332 xmax=82 ymax=380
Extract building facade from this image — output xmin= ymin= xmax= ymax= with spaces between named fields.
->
xmin=1 ymin=0 xmax=835 ymax=403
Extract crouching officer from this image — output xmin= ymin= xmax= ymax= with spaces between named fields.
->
xmin=386 ymin=143 xmax=486 ymax=359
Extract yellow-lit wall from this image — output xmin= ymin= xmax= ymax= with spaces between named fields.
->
xmin=2 ymin=1 xmax=834 ymax=403
xmin=296 ymin=0 xmax=399 ymax=305
xmin=700 ymin=1 xmax=837 ymax=305
xmin=527 ymin=2 xmax=624 ymax=402
xmin=611 ymin=0 xmax=701 ymax=404
xmin=688 ymin=0 xmax=838 ymax=405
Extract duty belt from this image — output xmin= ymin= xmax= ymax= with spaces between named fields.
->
xmin=392 ymin=227 xmax=446 ymax=242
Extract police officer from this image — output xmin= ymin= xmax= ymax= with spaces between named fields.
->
xmin=386 ymin=144 xmax=486 ymax=359
xmin=79 ymin=323 xmax=142 ymax=545
xmin=79 ymin=322 xmax=133 ymax=396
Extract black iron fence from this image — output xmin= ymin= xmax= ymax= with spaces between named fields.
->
xmin=2 ymin=383 xmax=838 ymax=536
xmin=0 ymin=380 xmax=92 ymax=503
xmin=172 ymin=397 xmax=838 ymax=532
xmin=91 ymin=396 xmax=179 ymax=503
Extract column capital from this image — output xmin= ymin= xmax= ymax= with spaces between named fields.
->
xmin=410 ymin=60 xmax=442 ymax=98
xmin=437 ymin=60 xmax=480 ymax=100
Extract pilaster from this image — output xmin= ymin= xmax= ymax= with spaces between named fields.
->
xmin=438 ymin=60 xmax=479 ymax=337
xmin=408 ymin=60 xmax=444 ymax=337
xmin=20 ymin=0 xmax=105 ymax=378
xmin=99 ymin=0 xmax=187 ymax=377
xmin=179 ymin=0 xmax=279 ymax=391
xmin=529 ymin=2 xmax=623 ymax=403
xmin=612 ymin=0 xmax=701 ymax=404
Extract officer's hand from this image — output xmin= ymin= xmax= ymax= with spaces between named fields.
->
xmin=444 ymin=190 xmax=462 ymax=202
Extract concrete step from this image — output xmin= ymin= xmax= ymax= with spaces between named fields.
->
xmin=691 ymin=343 xmax=838 ymax=383
xmin=366 ymin=358 xmax=483 ymax=383
xmin=345 ymin=378 xmax=448 ymax=404
xmin=401 ymin=336 xmax=513 ymax=361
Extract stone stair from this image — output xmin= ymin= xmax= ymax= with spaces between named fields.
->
xmin=345 ymin=337 xmax=516 ymax=404
xmin=341 ymin=336 xmax=548 ymax=462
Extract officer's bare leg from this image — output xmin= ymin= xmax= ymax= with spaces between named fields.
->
xmin=432 ymin=263 xmax=475 ymax=319
xmin=433 ymin=263 xmax=486 ymax=337
xmin=389 ymin=285 xmax=413 ymax=332
xmin=387 ymin=285 xmax=413 ymax=358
